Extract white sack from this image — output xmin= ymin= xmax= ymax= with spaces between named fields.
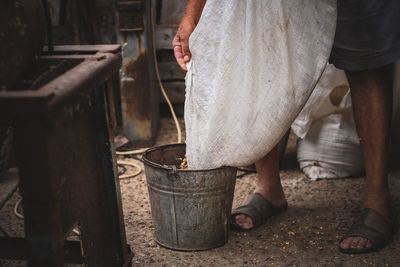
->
xmin=291 ymin=64 xmax=349 ymax=139
xmin=293 ymin=64 xmax=364 ymax=180
xmin=185 ymin=0 xmax=337 ymax=169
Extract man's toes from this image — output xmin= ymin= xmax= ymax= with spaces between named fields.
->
xmin=350 ymin=238 xmax=360 ymax=248
xmin=355 ymin=238 xmax=365 ymax=249
xmin=340 ymin=237 xmax=353 ymax=249
xmin=356 ymin=237 xmax=371 ymax=249
xmin=234 ymin=214 xmax=246 ymax=225
xmin=234 ymin=214 xmax=254 ymax=230
xmin=340 ymin=237 xmax=373 ymax=250
xmin=242 ymin=217 xmax=254 ymax=229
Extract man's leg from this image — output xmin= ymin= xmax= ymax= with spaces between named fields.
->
xmin=340 ymin=64 xmax=393 ymax=250
xmin=233 ymin=145 xmax=287 ymax=229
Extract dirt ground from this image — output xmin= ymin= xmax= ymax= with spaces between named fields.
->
xmin=1 ymin=117 xmax=399 ymax=266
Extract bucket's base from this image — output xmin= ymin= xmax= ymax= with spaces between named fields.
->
xmin=155 ymin=238 xmax=228 ymax=252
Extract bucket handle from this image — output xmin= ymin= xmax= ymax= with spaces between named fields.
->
xmin=167 ymin=165 xmax=179 ymax=181
xmin=141 ymin=154 xmax=179 ymax=181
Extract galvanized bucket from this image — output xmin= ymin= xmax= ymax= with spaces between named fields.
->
xmin=142 ymin=143 xmax=237 ymax=251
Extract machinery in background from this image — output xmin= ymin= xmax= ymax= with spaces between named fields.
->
xmin=0 ymin=1 xmax=132 ymax=265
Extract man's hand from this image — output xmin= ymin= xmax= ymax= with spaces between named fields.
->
xmin=173 ymin=0 xmax=206 ymax=71
xmin=173 ymin=18 xmax=196 ymax=71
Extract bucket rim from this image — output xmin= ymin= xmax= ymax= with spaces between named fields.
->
xmin=142 ymin=143 xmax=236 ymax=173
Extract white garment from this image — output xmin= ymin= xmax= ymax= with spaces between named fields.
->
xmin=184 ymin=0 xmax=337 ymax=169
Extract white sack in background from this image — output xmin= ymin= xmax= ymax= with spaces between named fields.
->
xmin=292 ymin=64 xmax=349 ymax=139
xmin=293 ymin=64 xmax=364 ymax=180
xmin=184 ymin=0 xmax=337 ymax=169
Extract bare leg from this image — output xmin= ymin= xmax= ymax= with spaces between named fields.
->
xmin=340 ymin=64 xmax=393 ymax=250
xmin=233 ymin=145 xmax=287 ymax=229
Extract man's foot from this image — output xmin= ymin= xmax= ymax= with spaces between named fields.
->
xmin=233 ymin=145 xmax=287 ymax=231
xmin=231 ymin=192 xmax=287 ymax=231
xmin=339 ymin=190 xmax=391 ymax=252
xmin=338 ymin=207 xmax=395 ymax=254
xmin=232 ymin=182 xmax=287 ymax=230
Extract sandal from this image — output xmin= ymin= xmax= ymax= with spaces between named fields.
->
xmin=338 ymin=208 xmax=396 ymax=254
xmin=230 ymin=193 xmax=288 ymax=232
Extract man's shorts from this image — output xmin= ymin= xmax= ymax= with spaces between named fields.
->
xmin=329 ymin=0 xmax=400 ymax=71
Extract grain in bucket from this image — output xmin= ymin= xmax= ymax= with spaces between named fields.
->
xmin=142 ymin=143 xmax=237 ymax=251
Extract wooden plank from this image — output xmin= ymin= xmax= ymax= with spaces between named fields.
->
xmin=158 ymin=62 xmax=186 ymax=80
xmin=159 ymin=0 xmax=187 ymax=25
xmin=155 ymin=27 xmax=177 ymax=50
xmin=161 ymin=81 xmax=185 ymax=103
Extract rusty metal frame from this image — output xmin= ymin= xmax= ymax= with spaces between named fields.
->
xmin=117 ymin=0 xmax=160 ymax=149
xmin=0 ymin=45 xmax=132 ymax=266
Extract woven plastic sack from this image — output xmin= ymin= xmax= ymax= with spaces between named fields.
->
xmin=292 ymin=64 xmax=364 ymax=180
xmin=185 ymin=0 xmax=337 ymax=169
xmin=292 ymin=64 xmax=350 ymax=139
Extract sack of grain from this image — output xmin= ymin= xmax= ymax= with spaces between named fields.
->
xmin=293 ymin=64 xmax=364 ymax=180
xmin=184 ymin=0 xmax=337 ymax=169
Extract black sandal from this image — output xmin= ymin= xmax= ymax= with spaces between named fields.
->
xmin=338 ymin=208 xmax=396 ymax=254
xmin=230 ymin=193 xmax=288 ymax=232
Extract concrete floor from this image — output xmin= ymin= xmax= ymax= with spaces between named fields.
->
xmin=1 ymin=117 xmax=399 ymax=266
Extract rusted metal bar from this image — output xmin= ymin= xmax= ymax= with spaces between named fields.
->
xmin=0 ymin=51 xmax=121 ymax=122
xmin=29 ymin=60 xmax=76 ymax=91
xmin=106 ymin=80 xmax=118 ymax=131
xmin=43 ymin=44 xmax=121 ymax=53
xmin=40 ymin=55 xmax=95 ymax=59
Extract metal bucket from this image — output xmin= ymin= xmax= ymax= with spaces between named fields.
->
xmin=142 ymin=143 xmax=237 ymax=251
